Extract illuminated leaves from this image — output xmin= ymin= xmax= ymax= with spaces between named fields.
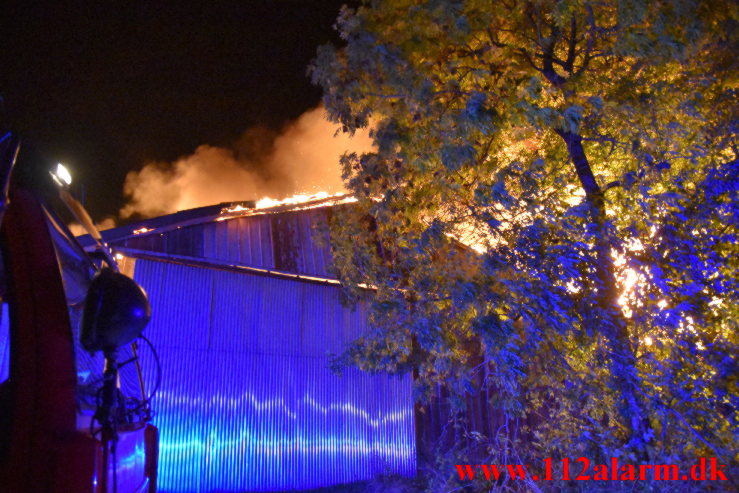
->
xmin=312 ymin=0 xmax=738 ymax=473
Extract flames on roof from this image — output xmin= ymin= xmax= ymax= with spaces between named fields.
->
xmin=217 ymin=192 xmax=357 ymax=219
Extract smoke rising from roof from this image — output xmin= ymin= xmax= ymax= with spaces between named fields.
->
xmin=119 ymin=106 xmax=373 ymax=219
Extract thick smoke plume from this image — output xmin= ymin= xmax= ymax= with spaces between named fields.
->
xmin=120 ymin=106 xmax=373 ymax=218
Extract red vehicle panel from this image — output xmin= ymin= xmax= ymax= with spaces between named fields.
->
xmin=0 ymin=133 xmax=158 ymax=492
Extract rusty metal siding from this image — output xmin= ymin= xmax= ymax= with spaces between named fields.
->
xmin=267 ymin=209 xmax=332 ymax=276
xmin=133 ymin=258 xmax=415 ymax=492
xmin=271 ymin=212 xmax=299 ymax=273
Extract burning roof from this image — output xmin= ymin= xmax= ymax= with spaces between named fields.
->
xmin=75 ymin=192 xmax=360 ymax=282
xmin=78 ymin=192 xmax=356 ymax=248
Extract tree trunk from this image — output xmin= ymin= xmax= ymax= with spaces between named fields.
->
xmin=557 ymin=129 xmax=652 ymax=457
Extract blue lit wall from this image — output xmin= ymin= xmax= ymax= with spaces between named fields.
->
xmin=0 ymin=304 xmax=9 ymax=383
xmin=133 ymin=259 xmax=416 ymax=492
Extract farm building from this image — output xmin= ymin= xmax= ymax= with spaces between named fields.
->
xmin=89 ymin=195 xmax=417 ymax=492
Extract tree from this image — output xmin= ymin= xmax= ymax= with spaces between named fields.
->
xmin=311 ymin=0 xmax=737 ymax=488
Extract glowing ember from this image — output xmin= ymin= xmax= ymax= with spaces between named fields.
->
xmin=220 ymin=204 xmax=253 ymax=214
xmin=133 ymin=227 xmax=154 ymax=235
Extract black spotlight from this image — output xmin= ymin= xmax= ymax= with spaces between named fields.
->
xmin=81 ymin=267 xmax=151 ymax=354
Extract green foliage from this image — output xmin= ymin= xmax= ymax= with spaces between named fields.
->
xmin=311 ymin=0 xmax=738 ymax=488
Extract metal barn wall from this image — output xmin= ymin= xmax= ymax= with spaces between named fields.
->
xmin=120 ymin=208 xmax=333 ymax=278
xmin=133 ymin=258 xmax=416 ymax=492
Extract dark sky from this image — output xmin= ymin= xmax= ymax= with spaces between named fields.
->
xmin=0 ymin=0 xmax=351 ymax=220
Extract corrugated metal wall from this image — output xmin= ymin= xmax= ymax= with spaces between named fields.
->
xmin=133 ymin=258 xmax=416 ymax=492
xmin=120 ymin=208 xmax=333 ymax=278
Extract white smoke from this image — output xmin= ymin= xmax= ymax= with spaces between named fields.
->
xmin=120 ymin=106 xmax=373 ymax=218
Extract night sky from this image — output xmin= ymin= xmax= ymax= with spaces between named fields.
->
xmin=0 ymin=0 xmax=352 ymax=220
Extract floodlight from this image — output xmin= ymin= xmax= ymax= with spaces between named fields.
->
xmin=51 ymin=162 xmax=72 ymax=187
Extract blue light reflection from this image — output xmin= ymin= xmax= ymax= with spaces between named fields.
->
xmin=133 ymin=259 xmax=416 ymax=492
